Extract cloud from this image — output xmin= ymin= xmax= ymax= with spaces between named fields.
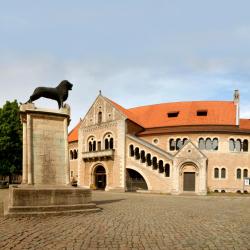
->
xmin=0 ymin=55 xmax=250 ymax=131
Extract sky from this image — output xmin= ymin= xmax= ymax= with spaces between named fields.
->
xmin=1 ymin=0 xmax=250 ymax=130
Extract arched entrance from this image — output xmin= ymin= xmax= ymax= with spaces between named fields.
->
xmin=180 ymin=163 xmax=199 ymax=193
xmin=94 ymin=165 xmax=106 ymax=190
xmin=126 ymin=168 xmax=148 ymax=192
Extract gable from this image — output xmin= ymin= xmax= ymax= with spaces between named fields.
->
xmin=174 ymin=140 xmax=207 ymax=160
xmin=80 ymin=94 xmax=127 ymax=128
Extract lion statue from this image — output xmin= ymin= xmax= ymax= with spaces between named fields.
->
xmin=27 ymin=80 xmax=73 ymax=109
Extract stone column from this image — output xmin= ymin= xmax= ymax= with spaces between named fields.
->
xmin=27 ymin=114 xmax=33 ymax=185
xmin=22 ymin=120 xmax=28 ymax=184
xmin=64 ymin=117 xmax=70 ymax=185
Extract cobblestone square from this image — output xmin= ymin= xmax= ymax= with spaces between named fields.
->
xmin=0 ymin=190 xmax=250 ymax=249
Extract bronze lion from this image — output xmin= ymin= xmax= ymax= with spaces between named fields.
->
xmin=27 ymin=80 xmax=73 ymax=109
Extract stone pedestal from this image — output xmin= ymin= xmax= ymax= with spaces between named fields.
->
xmin=5 ymin=104 xmax=99 ymax=216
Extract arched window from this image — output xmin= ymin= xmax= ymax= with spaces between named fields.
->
xmin=140 ymin=150 xmax=146 ymax=163
xmin=229 ymin=139 xmax=235 ymax=151
xmin=205 ymin=138 xmax=212 ymax=150
xmin=98 ymin=111 xmax=102 ymax=124
xmin=105 ymin=138 xmax=109 ymax=150
xmin=214 ymin=168 xmax=219 ymax=178
xmin=73 ymin=150 xmax=78 ymax=159
xmin=169 ymin=139 xmax=175 ymax=151
xmin=237 ymin=168 xmax=241 ymax=179
xmin=212 ymin=138 xmax=219 ymax=151
xmin=221 ymin=168 xmax=226 ymax=178
xmin=158 ymin=160 xmax=164 ymax=173
xmin=146 ymin=153 xmax=151 ymax=166
xmin=70 ymin=150 xmax=73 ymax=160
xmin=243 ymin=139 xmax=248 ymax=152
xmin=110 ymin=138 xmax=114 ymax=149
xmin=129 ymin=145 xmax=134 ymax=157
xmin=243 ymin=169 xmax=248 ymax=178
xmin=152 ymin=157 xmax=158 ymax=170
xmin=199 ymin=138 xmax=205 ymax=150
xmin=93 ymin=141 xmax=96 ymax=151
xmin=235 ymin=139 xmax=241 ymax=152
xmin=165 ymin=164 xmax=170 ymax=177
xmin=103 ymin=133 xmax=114 ymax=150
xmin=89 ymin=142 xmax=93 ymax=152
xmin=183 ymin=138 xmax=188 ymax=145
xmin=135 ymin=147 xmax=140 ymax=160
xmin=176 ymin=138 xmax=183 ymax=150
xmin=88 ymin=137 xmax=96 ymax=152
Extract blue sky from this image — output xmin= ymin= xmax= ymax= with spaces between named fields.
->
xmin=1 ymin=1 xmax=250 ymax=129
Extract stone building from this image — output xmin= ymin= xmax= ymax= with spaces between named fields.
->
xmin=68 ymin=90 xmax=250 ymax=195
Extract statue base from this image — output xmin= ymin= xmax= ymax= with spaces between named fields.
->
xmin=5 ymin=186 xmax=100 ymax=217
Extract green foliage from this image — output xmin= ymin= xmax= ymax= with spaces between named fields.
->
xmin=0 ymin=100 xmax=22 ymax=176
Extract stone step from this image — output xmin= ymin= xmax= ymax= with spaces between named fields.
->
xmin=5 ymin=203 xmax=101 ymax=217
xmin=8 ymin=203 xmax=98 ymax=213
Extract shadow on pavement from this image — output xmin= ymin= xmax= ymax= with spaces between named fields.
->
xmin=94 ymin=199 xmax=125 ymax=205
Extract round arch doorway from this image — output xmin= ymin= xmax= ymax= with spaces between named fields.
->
xmin=94 ymin=165 xmax=106 ymax=190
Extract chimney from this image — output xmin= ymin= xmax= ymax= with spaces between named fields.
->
xmin=234 ymin=90 xmax=240 ymax=126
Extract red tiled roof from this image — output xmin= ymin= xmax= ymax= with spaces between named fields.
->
xmin=240 ymin=119 xmax=250 ymax=130
xmin=68 ymin=122 xmax=80 ymax=142
xmin=128 ymin=101 xmax=237 ymax=128
xmin=105 ymin=97 xmax=144 ymax=127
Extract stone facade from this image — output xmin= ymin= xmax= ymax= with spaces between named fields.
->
xmin=69 ymin=93 xmax=250 ymax=195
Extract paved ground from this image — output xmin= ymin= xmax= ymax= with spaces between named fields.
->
xmin=0 ymin=190 xmax=250 ymax=250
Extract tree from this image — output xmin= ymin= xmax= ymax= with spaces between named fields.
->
xmin=0 ymin=100 xmax=22 ymax=181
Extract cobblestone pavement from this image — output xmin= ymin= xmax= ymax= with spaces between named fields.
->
xmin=0 ymin=190 xmax=250 ymax=250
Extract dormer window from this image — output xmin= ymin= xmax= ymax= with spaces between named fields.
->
xmin=167 ymin=112 xmax=179 ymax=118
xmin=197 ymin=110 xmax=207 ymax=116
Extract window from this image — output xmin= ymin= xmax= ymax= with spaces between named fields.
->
xmin=197 ymin=110 xmax=207 ymax=116
xmin=135 ymin=147 xmax=140 ymax=160
xmin=165 ymin=164 xmax=170 ymax=177
xmin=70 ymin=150 xmax=73 ymax=160
xmin=140 ymin=150 xmax=146 ymax=163
xmin=170 ymin=139 xmax=175 ymax=151
xmin=129 ymin=145 xmax=134 ymax=157
xmin=153 ymin=138 xmax=159 ymax=144
xmin=235 ymin=139 xmax=241 ymax=152
xmin=205 ymin=138 xmax=212 ymax=150
xmin=168 ymin=112 xmax=179 ymax=118
xmin=212 ymin=138 xmax=219 ymax=151
xmin=110 ymin=138 xmax=114 ymax=149
xmin=214 ymin=168 xmax=219 ymax=178
xmin=237 ymin=169 xmax=241 ymax=179
xmin=104 ymin=133 xmax=114 ymax=150
xmin=243 ymin=140 xmax=248 ymax=152
xmin=93 ymin=141 xmax=96 ymax=151
xmin=221 ymin=168 xmax=226 ymax=179
xmin=98 ymin=111 xmax=102 ymax=124
xmin=176 ymin=138 xmax=183 ymax=150
xmin=105 ymin=139 xmax=109 ymax=150
xmin=158 ymin=160 xmax=164 ymax=173
xmin=243 ymin=169 xmax=248 ymax=178
xmin=88 ymin=137 xmax=96 ymax=152
xmin=199 ymin=138 xmax=205 ymax=150
xmin=146 ymin=154 xmax=151 ymax=166
xmin=229 ymin=138 xmax=248 ymax=152
xmin=229 ymin=139 xmax=235 ymax=151
xmin=89 ymin=142 xmax=93 ymax=152
xmin=152 ymin=157 xmax=158 ymax=170
xmin=183 ymin=138 xmax=188 ymax=145
xmin=71 ymin=171 xmax=73 ymax=177
xmin=170 ymin=138 xmax=188 ymax=151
